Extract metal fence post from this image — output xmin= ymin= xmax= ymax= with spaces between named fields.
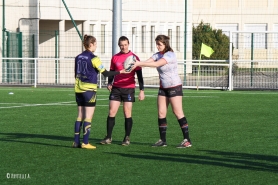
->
xmin=34 ymin=58 xmax=37 ymax=88
xmin=6 ymin=31 xmax=10 ymax=82
xmin=229 ymin=31 xmax=233 ymax=91
xmin=55 ymin=30 xmax=59 ymax=84
xmin=251 ymin=33 xmax=254 ymax=86
xmin=18 ymin=31 xmax=23 ymax=83
xmin=99 ymin=74 xmax=102 ymax=89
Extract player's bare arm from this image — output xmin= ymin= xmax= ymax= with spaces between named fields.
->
xmin=133 ymin=58 xmax=166 ymax=68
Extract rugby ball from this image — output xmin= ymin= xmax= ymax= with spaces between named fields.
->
xmin=123 ymin=55 xmax=135 ymax=72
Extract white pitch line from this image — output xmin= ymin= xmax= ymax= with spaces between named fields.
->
xmin=144 ymin=95 xmax=218 ymax=98
xmin=144 ymin=95 xmax=158 ymax=97
xmin=0 ymin=88 xmax=73 ymax=92
xmin=183 ymin=96 xmax=219 ymax=98
xmin=0 ymin=103 xmax=28 ymax=104
xmin=0 ymin=100 xmax=112 ymax=109
xmin=2 ymin=87 xmax=277 ymax=95
xmin=182 ymin=91 xmax=278 ymax=95
xmin=68 ymin=94 xmax=111 ymax=97
xmin=0 ymin=104 xmax=110 ymax=109
xmin=0 ymin=102 xmax=74 ymax=109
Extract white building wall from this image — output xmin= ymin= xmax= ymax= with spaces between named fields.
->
xmin=1 ymin=0 xmax=278 ymax=83
xmin=192 ymin=0 xmax=278 ymax=60
xmin=1 ymin=0 xmax=186 ymax=58
xmin=193 ymin=0 xmax=278 ymax=29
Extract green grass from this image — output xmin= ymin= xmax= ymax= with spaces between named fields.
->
xmin=0 ymin=87 xmax=277 ymax=185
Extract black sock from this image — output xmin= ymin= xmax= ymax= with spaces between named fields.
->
xmin=74 ymin=120 xmax=82 ymax=144
xmin=107 ymin=116 xmax=115 ymax=138
xmin=83 ymin=121 xmax=91 ymax=144
xmin=124 ymin=117 xmax=133 ymax=137
xmin=178 ymin=117 xmax=190 ymax=141
xmin=158 ymin=118 xmax=167 ymax=142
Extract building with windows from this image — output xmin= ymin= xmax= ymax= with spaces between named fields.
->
xmin=193 ymin=0 xmax=278 ymax=60
xmin=1 ymin=0 xmax=278 ymax=70
xmin=0 ymin=0 xmax=188 ymax=61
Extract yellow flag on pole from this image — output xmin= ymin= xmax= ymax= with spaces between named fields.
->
xmin=197 ymin=43 xmax=214 ymax=91
xmin=200 ymin=43 xmax=214 ymax=57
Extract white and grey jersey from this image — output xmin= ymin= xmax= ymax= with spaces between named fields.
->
xmin=151 ymin=51 xmax=182 ymax=88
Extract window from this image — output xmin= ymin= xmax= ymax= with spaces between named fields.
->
xmin=132 ymin=27 xmax=137 ymax=52
xmin=215 ymin=24 xmax=238 ymax=49
xmin=244 ymin=24 xmax=267 ymax=49
xmin=142 ymin=26 xmax=146 ymax=52
xmin=122 ymin=23 xmax=128 ymax=36
xmin=151 ymin=26 xmax=155 ymax=52
xmin=168 ymin=29 xmax=172 ymax=46
xmin=132 ymin=27 xmax=137 ymax=35
xmin=176 ymin=26 xmax=180 ymax=51
xmin=274 ymin=24 xmax=278 ymax=48
xmin=159 ymin=25 xmax=164 ymax=34
xmin=101 ymin=24 xmax=105 ymax=53
xmin=90 ymin=24 xmax=95 ymax=35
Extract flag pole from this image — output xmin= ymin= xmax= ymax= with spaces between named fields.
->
xmin=197 ymin=52 xmax=202 ymax=91
xmin=197 ymin=43 xmax=214 ymax=91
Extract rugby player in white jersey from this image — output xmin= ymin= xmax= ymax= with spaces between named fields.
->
xmin=132 ymin=35 xmax=192 ymax=148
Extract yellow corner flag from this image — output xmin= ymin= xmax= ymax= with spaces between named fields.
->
xmin=201 ymin=43 xmax=214 ymax=57
xmin=197 ymin=43 xmax=214 ymax=91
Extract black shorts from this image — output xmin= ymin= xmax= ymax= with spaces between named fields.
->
xmin=158 ymin=85 xmax=183 ymax=97
xmin=75 ymin=91 xmax=97 ymax=107
xmin=109 ymin=87 xmax=135 ymax=102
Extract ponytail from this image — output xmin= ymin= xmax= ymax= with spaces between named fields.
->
xmin=83 ymin=34 xmax=96 ymax=49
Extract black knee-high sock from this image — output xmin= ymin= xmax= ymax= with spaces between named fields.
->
xmin=158 ymin=118 xmax=167 ymax=142
xmin=124 ymin=117 xmax=133 ymax=137
xmin=83 ymin=119 xmax=91 ymax=144
xmin=178 ymin=117 xmax=190 ymax=141
xmin=107 ymin=116 xmax=115 ymax=138
xmin=74 ymin=119 xmax=82 ymax=144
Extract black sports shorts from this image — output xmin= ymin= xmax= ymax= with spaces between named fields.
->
xmin=158 ymin=85 xmax=183 ymax=97
xmin=109 ymin=87 xmax=135 ymax=102
xmin=75 ymin=91 xmax=97 ymax=107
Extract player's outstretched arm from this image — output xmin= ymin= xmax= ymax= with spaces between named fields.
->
xmin=102 ymin=69 xmax=128 ymax=78
xmin=133 ymin=58 xmax=166 ymax=68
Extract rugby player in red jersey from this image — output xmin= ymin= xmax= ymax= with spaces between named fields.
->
xmin=100 ymin=36 xmax=145 ymax=146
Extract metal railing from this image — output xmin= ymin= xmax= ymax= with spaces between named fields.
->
xmin=1 ymin=57 xmax=106 ymax=89
xmin=1 ymin=57 xmax=278 ymax=90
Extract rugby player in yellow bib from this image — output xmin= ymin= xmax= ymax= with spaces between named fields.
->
xmin=73 ymin=35 xmax=128 ymax=149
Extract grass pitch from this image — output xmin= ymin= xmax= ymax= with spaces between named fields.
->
xmin=0 ymin=87 xmax=277 ymax=185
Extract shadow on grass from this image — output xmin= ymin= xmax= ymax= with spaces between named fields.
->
xmin=106 ymin=150 xmax=278 ymax=173
xmin=0 ymin=132 xmax=150 ymax=147
xmin=0 ymin=132 xmax=102 ymax=148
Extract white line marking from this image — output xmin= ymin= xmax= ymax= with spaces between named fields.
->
xmin=1 ymin=88 xmax=277 ymax=95
xmin=0 ymin=100 xmax=111 ymax=109
xmin=183 ymin=96 xmax=219 ymax=98
xmin=68 ymin=94 xmax=110 ymax=97
xmin=145 ymin=95 xmax=218 ymax=98
xmin=0 ymin=103 xmax=27 ymax=104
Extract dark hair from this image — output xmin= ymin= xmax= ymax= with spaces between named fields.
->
xmin=118 ymin=36 xmax=129 ymax=46
xmin=83 ymin=34 xmax=96 ymax=49
xmin=155 ymin=35 xmax=173 ymax=53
